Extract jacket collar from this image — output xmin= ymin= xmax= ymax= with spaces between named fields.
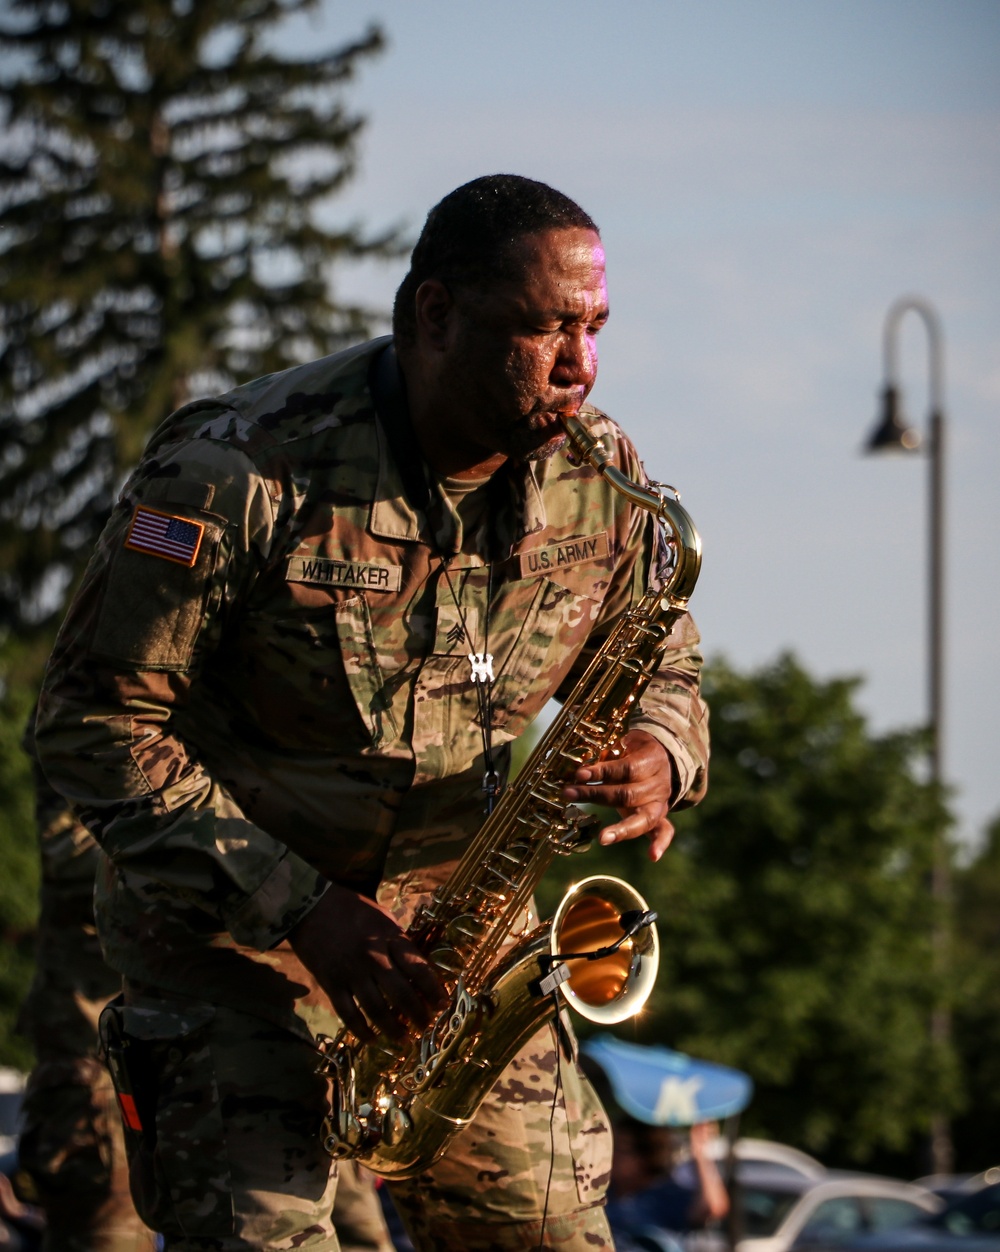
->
xmin=368 ymin=341 xmax=547 ymax=549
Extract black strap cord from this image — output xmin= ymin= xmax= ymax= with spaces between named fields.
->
xmin=535 ymin=909 xmax=656 ymax=1245
xmin=535 ymin=909 xmax=658 ymax=999
xmin=543 ymin=908 xmax=658 ymax=966
xmin=537 ymin=997 xmax=564 ymax=1252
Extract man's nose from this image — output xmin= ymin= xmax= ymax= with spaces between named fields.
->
xmin=552 ymin=329 xmax=598 ymax=391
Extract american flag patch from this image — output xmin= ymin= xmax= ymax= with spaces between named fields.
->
xmin=125 ymin=506 xmax=205 ymax=567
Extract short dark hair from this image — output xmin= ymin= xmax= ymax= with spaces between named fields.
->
xmin=392 ymin=174 xmax=598 ymax=342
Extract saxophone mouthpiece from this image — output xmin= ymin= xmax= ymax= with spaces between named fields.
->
xmin=559 ymin=412 xmax=609 ymax=473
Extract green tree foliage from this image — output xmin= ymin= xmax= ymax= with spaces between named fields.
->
xmin=0 ymin=0 xmax=397 ymax=638
xmin=537 ymin=653 xmax=958 ymax=1169
xmin=951 ymin=814 xmax=1000 ymax=1171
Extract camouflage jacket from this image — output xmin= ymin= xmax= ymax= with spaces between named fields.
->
xmin=17 ymin=725 xmax=120 ymax=1056
xmin=35 ymin=337 xmax=708 ymax=1038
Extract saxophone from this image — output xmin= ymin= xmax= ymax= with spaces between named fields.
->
xmin=318 ymin=412 xmax=702 ymax=1178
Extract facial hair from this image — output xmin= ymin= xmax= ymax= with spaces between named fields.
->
xmin=503 ymin=396 xmax=576 ymax=463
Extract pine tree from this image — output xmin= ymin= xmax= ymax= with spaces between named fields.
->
xmin=0 ymin=0 xmax=396 ymax=638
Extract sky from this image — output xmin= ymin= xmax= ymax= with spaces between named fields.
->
xmin=275 ymin=0 xmax=1000 ymax=848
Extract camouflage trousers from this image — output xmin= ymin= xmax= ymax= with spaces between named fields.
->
xmin=16 ymin=1053 xmax=157 ymax=1252
xmin=106 ymin=985 xmax=613 ymax=1251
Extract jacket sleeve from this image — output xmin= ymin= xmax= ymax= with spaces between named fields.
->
xmin=554 ymin=425 xmax=709 ymax=810
xmin=627 ymin=608 xmax=709 ymax=810
xmin=34 ymin=409 xmax=330 ymax=951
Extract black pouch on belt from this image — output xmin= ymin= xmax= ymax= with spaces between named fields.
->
xmin=98 ymin=993 xmax=158 ymax=1157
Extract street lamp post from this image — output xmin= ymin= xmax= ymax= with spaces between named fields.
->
xmin=863 ymin=294 xmax=951 ymax=1175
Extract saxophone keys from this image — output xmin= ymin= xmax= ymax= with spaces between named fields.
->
xmin=326 ymin=1108 xmax=363 ymax=1154
xmin=323 ymin=1130 xmax=349 ymax=1157
xmin=448 ymin=913 xmax=488 ymax=939
xmin=429 ymin=947 xmax=464 ymax=974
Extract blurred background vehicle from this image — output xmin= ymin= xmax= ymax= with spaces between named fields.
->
xmin=913 ymin=1173 xmax=1000 ymax=1207
xmin=732 ymin=1167 xmax=939 ymax=1252
xmin=680 ymin=1139 xmax=826 ymax=1186
xmin=825 ymin=1182 xmax=1000 ymax=1252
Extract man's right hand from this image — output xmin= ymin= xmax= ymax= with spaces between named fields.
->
xmin=289 ymin=884 xmax=446 ymax=1042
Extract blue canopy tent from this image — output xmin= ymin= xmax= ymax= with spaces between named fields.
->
xmin=582 ymin=1034 xmax=754 ymax=1127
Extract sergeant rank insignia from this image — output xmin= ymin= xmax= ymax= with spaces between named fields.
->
xmin=125 ymin=506 xmax=205 ymax=567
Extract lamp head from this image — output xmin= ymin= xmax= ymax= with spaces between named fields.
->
xmin=865 ymin=385 xmax=921 ymax=454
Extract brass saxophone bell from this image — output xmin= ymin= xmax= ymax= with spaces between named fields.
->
xmin=549 ymin=875 xmax=659 ymax=1025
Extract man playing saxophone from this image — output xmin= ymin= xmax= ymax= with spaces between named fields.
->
xmin=34 ymin=175 xmax=709 ymax=1252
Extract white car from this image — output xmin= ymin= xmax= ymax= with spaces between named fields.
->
xmin=733 ymin=1166 xmax=941 ymax=1252
xmin=703 ymin=1138 xmax=827 ymax=1182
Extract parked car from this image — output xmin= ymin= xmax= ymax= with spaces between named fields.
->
xmin=830 ymin=1182 xmax=1000 ymax=1252
xmin=731 ymin=1165 xmax=939 ymax=1252
xmin=675 ymin=1138 xmax=827 ymax=1191
xmin=623 ymin=1167 xmax=938 ymax=1252
xmin=914 ymin=1173 xmax=1000 ymax=1207
xmin=732 ymin=1140 xmax=827 ymax=1182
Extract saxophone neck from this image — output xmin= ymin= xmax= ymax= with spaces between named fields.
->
xmin=560 ymin=412 xmax=702 ymax=605
xmin=561 ymin=413 xmax=661 ymax=512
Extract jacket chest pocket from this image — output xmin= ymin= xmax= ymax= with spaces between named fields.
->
xmin=231 ymin=597 xmax=399 ymax=750
xmin=489 ymin=576 xmax=601 ymax=738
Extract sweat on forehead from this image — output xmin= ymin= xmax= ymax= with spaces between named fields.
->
xmin=393 ymin=174 xmax=599 ymax=341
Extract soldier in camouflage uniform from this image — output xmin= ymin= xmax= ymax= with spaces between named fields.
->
xmin=34 ymin=175 xmax=709 ymax=1251
xmin=16 ymin=730 xmax=156 ymax=1252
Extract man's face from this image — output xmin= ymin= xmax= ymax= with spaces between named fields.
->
xmin=442 ymin=226 xmax=609 ymax=464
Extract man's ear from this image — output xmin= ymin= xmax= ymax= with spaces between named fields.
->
xmin=413 ymin=279 xmax=455 ymax=350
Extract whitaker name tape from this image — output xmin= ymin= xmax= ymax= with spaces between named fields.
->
xmin=125 ymin=506 xmax=205 ymax=567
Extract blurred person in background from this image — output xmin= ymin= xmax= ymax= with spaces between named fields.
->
xmin=606 ymin=1117 xmax=730 ymax=1251
xmin=14 ymin=721 xmax=155 ymax=1252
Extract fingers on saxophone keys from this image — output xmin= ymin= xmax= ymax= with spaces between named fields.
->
xmin=352 ymin=976 xmax=409 ymax=1042
xmin=565 ymin=780 xmax=644 ymax=807
xmin=332 ymin=989 xmax=376 ymax=1043
xmin=391 ymin=937 xmax=446 ymax=998
xmin=382 ymin=956 xmax=438 ymax=1034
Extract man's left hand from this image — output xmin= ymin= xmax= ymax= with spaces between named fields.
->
xmin=561 ymin=729 xmax=676 ymax=861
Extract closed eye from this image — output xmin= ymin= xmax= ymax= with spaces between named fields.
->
xmin=588 ymin=307 xmax=610 ymax=333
